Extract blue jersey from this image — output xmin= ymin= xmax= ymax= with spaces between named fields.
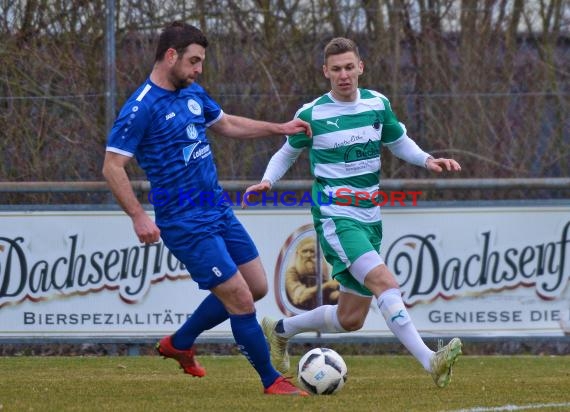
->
xmin=106 ymin=79 xmax=226 ymax=222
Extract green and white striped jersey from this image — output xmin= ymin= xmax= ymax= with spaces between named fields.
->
xmin=288 ymin=88 xmax=404 ymax=223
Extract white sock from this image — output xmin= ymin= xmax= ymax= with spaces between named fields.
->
xmin=280 ymin=305 xmax=346 ymax=338
xmin=378 ymin=288 xmax=434 ymax=371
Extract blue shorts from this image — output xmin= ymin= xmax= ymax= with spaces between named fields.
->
xmin=158 ymin=208 xmax=259 ymax=290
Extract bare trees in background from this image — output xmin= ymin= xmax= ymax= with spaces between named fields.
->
xmin=0 ymin=1 xmax=568 ymax=199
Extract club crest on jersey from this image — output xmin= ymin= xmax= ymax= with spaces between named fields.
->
xmin=186 ymin=123 xmax=198 ymax=140
xmin=187 ymin=99 xmax=202 ymax=115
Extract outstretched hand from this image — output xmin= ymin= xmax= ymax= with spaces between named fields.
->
xmin=278 ymin=118 xmax=312 ymax=138
xmin=426 ymin=157 xmax=462 ymax=173
xmin=241 ymin=180 xmax=272 ymax=208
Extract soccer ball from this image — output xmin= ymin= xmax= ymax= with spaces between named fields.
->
xmin=297 ymin=347 xmax=347 ymax=395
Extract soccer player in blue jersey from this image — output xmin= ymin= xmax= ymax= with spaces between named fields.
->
xmin=103 ymin=21 xmax=310 ymax=396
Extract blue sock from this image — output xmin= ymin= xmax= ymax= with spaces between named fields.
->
xmin=229 ymin=312 xmax=280 ymax=388
xmin=171 ymin=293 xmax=228 ymax=350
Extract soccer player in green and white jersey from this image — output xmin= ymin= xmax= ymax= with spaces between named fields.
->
xmin=243 ymin=37 xmax=463 ymax=388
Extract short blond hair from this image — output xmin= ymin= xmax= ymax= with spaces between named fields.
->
xmin=323 ymin=37 xmax=360 ymax=63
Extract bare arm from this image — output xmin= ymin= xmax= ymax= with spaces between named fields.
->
xmin=209 ymin=113 xmax=312 ymax=139
xmin=102 ymin=151 xmax=160 ymax=244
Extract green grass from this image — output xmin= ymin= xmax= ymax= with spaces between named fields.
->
xmin=1 ymin=355 xmax=570 ymax=412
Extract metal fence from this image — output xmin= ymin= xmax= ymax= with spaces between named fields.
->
xmin=1 ymin=178 xmax=569 ymax=194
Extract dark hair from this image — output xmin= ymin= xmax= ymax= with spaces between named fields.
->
xmin=155 ymin=21 xmax=208 ymax=62
xmin=323 ymin=37 xmax=360 ymax=63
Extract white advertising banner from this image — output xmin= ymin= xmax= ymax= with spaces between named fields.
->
xmin=0 ymin=205 xmax=569 ymax=338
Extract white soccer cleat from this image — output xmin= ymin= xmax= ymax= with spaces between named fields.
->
xmin=261 ymin=317 xmax=290 ymax=374
xmin=430 ymin=337 xmax=462 ymax=388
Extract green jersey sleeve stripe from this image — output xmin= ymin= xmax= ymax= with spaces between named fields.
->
xmin=289 ymin=132 xmax=311 ymax=149
xmin=378 ymin=96 xmax=404 ymax=143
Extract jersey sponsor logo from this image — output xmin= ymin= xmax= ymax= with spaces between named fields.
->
xmin=326 ymin=118 xmax=340 ymax=128
xmin=333 ymin=134 xmax=364 ymax=149
xmin=187 ymin=99 xmax=202 ymax=115
xmin=192 ymin=145 xmax=211 ymax=159
xmin=182 ymin=143 xmax=211 ymax=165
xmin=165 ymin=112 xmax=176 ymax=120
xmin=343 ymin=139 xmax=377 ymax=163
xmin=183 ymin=143 xmax=199 ymax=165
xmin=186 ymin=123 xmax=198 ymax=140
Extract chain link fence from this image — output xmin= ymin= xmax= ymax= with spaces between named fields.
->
xmin=1 ymin=1 xmax=568 ymax=203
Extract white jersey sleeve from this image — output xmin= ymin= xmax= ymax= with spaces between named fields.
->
xmin=384 ymin=123 xmax=432 ymax=168
xmin=261 ymin=140 xmax=303 ymax=187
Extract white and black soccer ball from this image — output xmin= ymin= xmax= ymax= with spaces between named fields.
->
xmin=297 ymin=347 xmax=347 ymax=395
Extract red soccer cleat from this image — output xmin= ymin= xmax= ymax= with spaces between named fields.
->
xmin=155 ymin=335 xmax=206 ymax=377
xmin=264 ymin=376 xmax=309 ymax=396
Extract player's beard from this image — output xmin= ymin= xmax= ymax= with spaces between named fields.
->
xmin=170 ymin=65 xmax=194 ymax=89
xmin=172 ymin=76 xmax=192 ymax=89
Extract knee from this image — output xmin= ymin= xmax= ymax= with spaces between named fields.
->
xmin=250 ymin=283 xmax=268 ymax=301
xmin=233 ymin=297 xmax=256 ymax=314
xmin=235 ymin=290 xmax=255 ymax=312
xmin=364 ymin=266 xmax=399 ymax=296
xmin=225 ymin=286 xmax=256 ymax=314
xmin=338 ymin=314 xmax=365 ymax=331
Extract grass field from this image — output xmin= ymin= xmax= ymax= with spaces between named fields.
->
xmin=2 ymin=355 xmax=570 ymax=412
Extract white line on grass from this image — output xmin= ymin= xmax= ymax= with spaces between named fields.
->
xmin=446 ymin=403 xmax=570 ymax=412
